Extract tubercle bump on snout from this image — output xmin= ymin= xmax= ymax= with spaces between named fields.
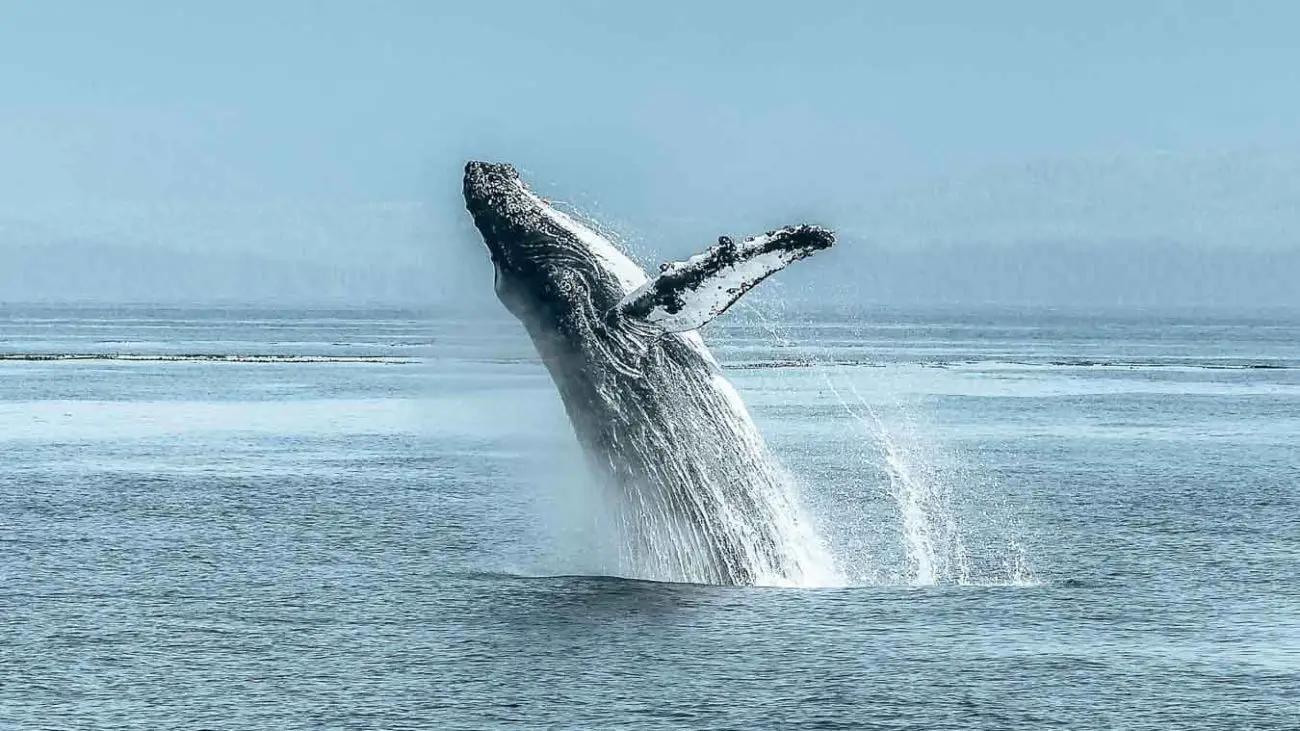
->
xmin=463 ymin=161 xmax=524 ymax=205
xmin=464 ymin=160 xmax=520 ymax=179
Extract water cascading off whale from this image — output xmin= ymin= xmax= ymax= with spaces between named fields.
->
xmin=463 ymin=161 xmax=838 ymax=586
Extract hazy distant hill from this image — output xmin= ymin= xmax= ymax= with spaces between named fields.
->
xmin=824 ymin=241 xmax=1300 ymax=309
xmin=0 ymin=241 xmax=446 ymax=306
xmin=3 ymin=238 xmax=1297 ymax=309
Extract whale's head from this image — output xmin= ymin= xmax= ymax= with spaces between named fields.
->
xmin=463 ymin=161 xmax=646 ymax=333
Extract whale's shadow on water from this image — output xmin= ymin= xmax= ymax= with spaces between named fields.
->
xmin=461 ymin=571 xmax=728 ymax=617
xmin=463 ymin=570 xmax=1059 ymax=621
xmin=454 ymin=572 xmax=1072 ymax=654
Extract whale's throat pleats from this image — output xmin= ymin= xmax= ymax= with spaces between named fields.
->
xmin=567 ymin=332 xmax=838 ymax=586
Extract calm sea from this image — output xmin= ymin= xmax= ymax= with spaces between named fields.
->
xmin=2 ymin=303 xmax=1297 ymax=729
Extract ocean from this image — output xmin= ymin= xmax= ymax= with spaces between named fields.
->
xmin=2 ymin=303 xmax=1297 ymax=729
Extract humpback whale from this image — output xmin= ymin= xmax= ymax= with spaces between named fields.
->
xmin=463 ymin=161 xmax=837 ymax=585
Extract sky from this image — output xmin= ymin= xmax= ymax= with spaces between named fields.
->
xmin=1 ymin=1 xmax=1298 ymax=307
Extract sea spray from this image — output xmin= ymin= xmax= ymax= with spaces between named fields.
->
xmin=738 ymin=302 xmax=1036 ymax=586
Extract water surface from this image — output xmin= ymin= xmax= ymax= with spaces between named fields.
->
xmin=2 ymin=304 xmax=1297 ymax=729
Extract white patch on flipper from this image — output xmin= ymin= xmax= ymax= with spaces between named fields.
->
xmin=631 ymin=232 xmax=809 ymax=333
xmin=516 ymin=182 xmax=647 ymax=291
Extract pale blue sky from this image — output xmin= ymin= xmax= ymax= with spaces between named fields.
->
xmin=2 ymin=1 xmax=1298 ymax=305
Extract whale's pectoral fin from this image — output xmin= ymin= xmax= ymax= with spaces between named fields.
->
xmin=617 ymin=225 xmax=835 ymax=332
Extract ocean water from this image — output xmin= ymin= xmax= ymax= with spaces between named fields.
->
xmin=2 ymin=303 xmax=1297 ymax=729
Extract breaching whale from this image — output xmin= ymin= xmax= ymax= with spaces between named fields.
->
xmin=463 ymin=161 xmax=837 ymax=585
